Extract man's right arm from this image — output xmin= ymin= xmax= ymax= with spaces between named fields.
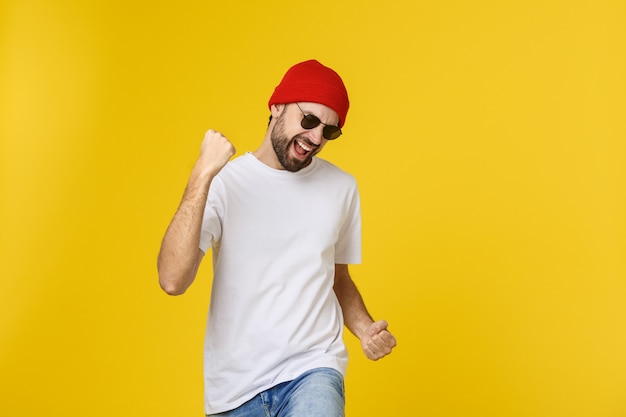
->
xmin=157 ymin=130 xmax=235 ymax=295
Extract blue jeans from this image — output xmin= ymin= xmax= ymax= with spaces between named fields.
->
xmin=207 ymin=368 xmax=345 ymax=417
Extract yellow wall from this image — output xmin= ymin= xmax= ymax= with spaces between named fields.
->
xmin=1 ymin=1 xmax=625 ymax=416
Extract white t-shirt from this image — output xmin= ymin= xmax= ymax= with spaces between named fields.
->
xmin=199 ymin=152 xmax=362 ymax=414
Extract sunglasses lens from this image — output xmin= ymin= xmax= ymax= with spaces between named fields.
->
xmin=299 ymin=108 xmax=342 ymax=140
xmin=301 ymin=114 xmax=321 ymax=130
xmin=323 ymin=126 xmax=342 ymax=140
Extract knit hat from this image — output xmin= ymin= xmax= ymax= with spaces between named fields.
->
xmin=268 ymin=60 xmax=350 ymax=128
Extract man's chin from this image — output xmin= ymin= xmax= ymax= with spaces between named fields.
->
xmin=280 ymin=155 xmax=311 ymax=172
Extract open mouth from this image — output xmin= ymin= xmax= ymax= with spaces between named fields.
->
xmin=293 ymin=138 xmax=315 ymax=159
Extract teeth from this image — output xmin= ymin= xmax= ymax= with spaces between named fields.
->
xmin=296 ymin=139 xmax=311 ymax=152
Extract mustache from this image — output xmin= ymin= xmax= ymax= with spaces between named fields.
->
xmin=293 ymin=135 xmax=320 ymax=151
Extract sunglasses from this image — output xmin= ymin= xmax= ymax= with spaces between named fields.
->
xmin=295 ymin=103 xmax=342 ymax=140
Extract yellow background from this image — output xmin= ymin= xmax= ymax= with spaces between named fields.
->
xmin=1 ymin=0 xmax=625 ymax=416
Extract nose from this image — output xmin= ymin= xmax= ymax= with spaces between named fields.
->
xmin=305 ymin=125 xmax=325 ymax=145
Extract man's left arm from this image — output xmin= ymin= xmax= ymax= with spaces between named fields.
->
xmin=333 ymin=264 xmax=397 ymax=360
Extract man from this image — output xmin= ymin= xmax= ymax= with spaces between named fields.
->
xmin=157 ymin=59 xmax=396 ymax=416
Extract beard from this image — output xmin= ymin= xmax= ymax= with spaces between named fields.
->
xmin=270 ymin=113 xmax=319 ymax=172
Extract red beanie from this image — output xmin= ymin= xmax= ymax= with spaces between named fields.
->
xmin=268 ymin=60 xmax=350 ymax=128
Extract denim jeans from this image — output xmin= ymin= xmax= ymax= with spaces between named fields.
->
xmin=207 ymin=368 xmax=345 ymax=417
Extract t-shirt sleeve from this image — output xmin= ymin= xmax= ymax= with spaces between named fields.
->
xmin=334 ymin=181 xmax=362 ymax=265
xmin=199 ymin=179 xmax=224 ymax=253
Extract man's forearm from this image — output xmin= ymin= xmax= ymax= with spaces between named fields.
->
xmin=157 ymin=130 xmax=235 ymax=295
xmin=333 ymin=264 xmax=374 ymax=339
xmin=157 ymin=166 xmax=213 ymax=295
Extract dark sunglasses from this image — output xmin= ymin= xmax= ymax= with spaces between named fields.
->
xmin=295 ymin=103 xmax=342 ymax=140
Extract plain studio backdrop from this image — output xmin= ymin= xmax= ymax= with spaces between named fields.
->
xmin=1 ymin=1 xmax=625 ymax=416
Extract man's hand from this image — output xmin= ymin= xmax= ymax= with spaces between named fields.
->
xmin=361 ymin=320 xmax=397 ymax=361
xmin=197 ymin=129 xmax=236 ymax=176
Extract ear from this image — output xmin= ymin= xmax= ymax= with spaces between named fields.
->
xmin=270 ymin=103 xmax=285 ymax=118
